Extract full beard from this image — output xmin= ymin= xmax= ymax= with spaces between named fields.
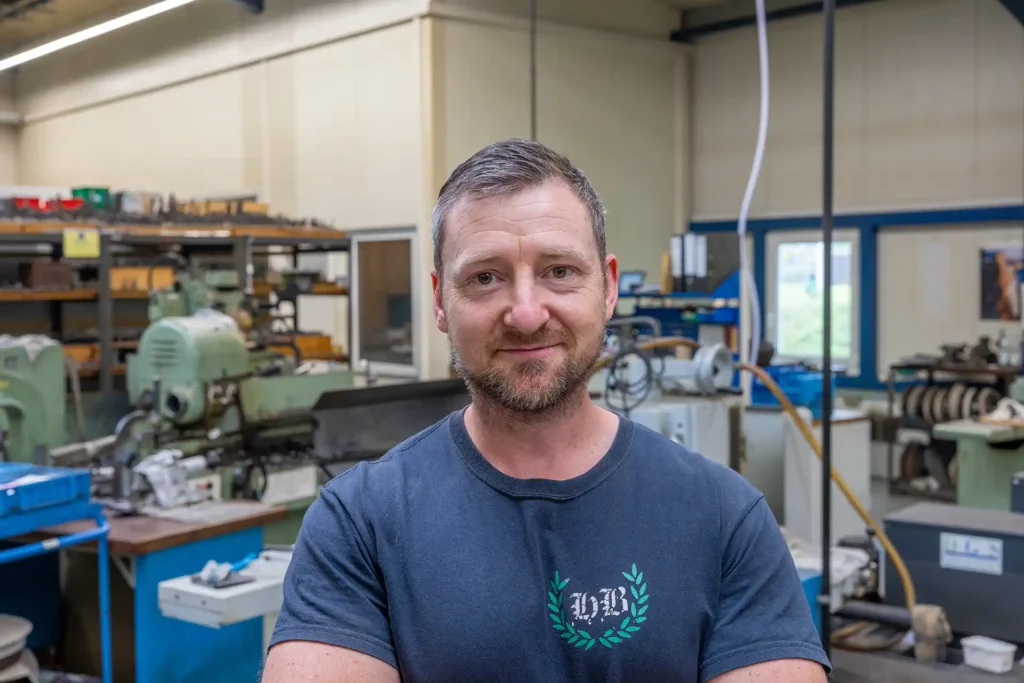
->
xmin=450 ymin=326 xmax=606 ymax=417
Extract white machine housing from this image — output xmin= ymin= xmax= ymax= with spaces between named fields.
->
xmin=159 ymin=548 xmax=292 ymax=652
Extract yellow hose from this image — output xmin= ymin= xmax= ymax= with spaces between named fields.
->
xmin=595 ymin=337 xmax=918 ymax=610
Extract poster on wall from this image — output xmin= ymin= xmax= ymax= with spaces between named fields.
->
xmin=980 ymin=245 xmax=1023 ymax=320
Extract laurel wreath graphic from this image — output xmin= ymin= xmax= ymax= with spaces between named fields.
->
xmin=548 ymin=563 xmax=649 ymax=650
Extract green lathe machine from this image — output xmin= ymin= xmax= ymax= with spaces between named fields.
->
xmin=934 ymin=377 xmax=1024 ymax=512
xmin=43 ymin=262 xmax=359 ymax=543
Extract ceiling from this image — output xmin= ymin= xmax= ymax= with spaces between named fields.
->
xmin=0 ymin=0 xmax=150 ymax=51
xmin=0 ymin=0 xmax=730 ymax=53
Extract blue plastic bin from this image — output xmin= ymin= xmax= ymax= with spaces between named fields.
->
xmin=0 ymin=463 xmax=91 ymax=517
xmin=750 ymin=364 xmax=836 ymax=420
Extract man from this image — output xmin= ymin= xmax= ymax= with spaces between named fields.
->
xmin=263 ymin=139 xmax=830 ymax=682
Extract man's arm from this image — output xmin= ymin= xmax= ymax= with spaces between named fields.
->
xmin=262 ymin=642 xmax=399 ymax=683
xmin=710 ymin=658 xmax=827 ymax=682
xmin=262 ymin=479 xmax=399 ymax=681
xmin=699 ymin=469 xmax=831 ymax=683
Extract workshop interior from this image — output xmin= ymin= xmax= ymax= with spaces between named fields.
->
xmin=0 ymin=0 xmax=1022 ymax=681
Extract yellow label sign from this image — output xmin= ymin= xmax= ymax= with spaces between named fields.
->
xmin=63 ymin=228 xmax=100 ymax=259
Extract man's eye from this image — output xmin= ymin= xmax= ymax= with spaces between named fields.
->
xmin=551 ymin=266 xmax=572 ymax=279
xmin=475 ymin=273 xmax=494 ymax=285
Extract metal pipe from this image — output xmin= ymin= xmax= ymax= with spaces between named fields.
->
xmin=820 ymin=0 xmax=836 ymax=655
xmin=50 ymin=434 xmax=116 ymax=465
xmin=529 ymin=0 xmax=538 ymax=141
xmin=835 ymin=601 xmax=912 ymax=630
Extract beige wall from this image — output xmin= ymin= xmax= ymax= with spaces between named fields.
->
xmin=0 ymin=73 xmax=16 ymax=184
xmin=878 ymin=225 xmax=1024 ymax=374
xmin=692 ymin=0 xmax=1024 ymax=219
xmin=435 ymin=9 xmax=688 ymax=280
xmin=691 ymin=0 xmax=1024 ymax=380
xmin=433 ymin=0 xmax=680 ymax=38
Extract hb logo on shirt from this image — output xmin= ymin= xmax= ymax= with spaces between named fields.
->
xmin=547 ymin=564 xmax=650 ymax=651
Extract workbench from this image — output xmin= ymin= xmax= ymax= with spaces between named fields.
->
xmin=933 ymin=419 xmax=1024 ymax=511
xmin=10 ymin=501 xmax=287 ymax=683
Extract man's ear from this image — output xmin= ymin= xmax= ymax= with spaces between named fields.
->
xmin=432 ymin=271 xmax=448 ymax=333
xmin=604 ymin=254 xmax=619 ymax=321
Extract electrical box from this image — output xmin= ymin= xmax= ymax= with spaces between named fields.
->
xmin=884 ymin=502 xmax=1024 ymax=644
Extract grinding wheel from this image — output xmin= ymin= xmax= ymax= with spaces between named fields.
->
xmin=0 ymin=615 xmax=31 ymax=675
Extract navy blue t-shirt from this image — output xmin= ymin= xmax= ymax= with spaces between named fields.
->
xmin=271 ymin=410 xmax=830 ymax=682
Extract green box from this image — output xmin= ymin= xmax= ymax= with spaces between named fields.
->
xmin=72 ymin=187 xmax=111 ymax=210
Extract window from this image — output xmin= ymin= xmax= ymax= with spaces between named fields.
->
xmin=349 ymin=229 xmax=419 ymax=377
xmin=767 ymin=230 xmax=859 ymax=373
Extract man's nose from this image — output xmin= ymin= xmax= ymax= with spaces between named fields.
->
xmin=504 ymin=278 xmax=550 ymax=335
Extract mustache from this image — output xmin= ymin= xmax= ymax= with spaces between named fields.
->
xmin=490 ymin=329 xmax=571 ymax=350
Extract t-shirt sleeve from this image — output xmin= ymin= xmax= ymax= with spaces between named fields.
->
xmin=699 ymin=472 xmax=831 ymax=682
xmin=269 ymin=478 xmax=397 ymax=669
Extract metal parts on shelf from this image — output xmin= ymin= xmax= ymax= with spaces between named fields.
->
xmin=901 ymin=383 xmax=1002 ymax=423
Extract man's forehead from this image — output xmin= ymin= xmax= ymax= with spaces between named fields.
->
xmin=446 ymin=180 xmax=592 ymax=244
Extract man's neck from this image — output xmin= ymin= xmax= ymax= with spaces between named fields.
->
xmin=464 ymin=390 xmax=620 ymax=481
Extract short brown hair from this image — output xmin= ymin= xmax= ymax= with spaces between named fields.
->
xmin=431 ymin=138 xmax=606 ymax=275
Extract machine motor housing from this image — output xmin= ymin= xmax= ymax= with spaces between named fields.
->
xmin=127 ymin=313 xmax=249 ymax=425
xmin=0 ymin=335 xmax=67 ymax=463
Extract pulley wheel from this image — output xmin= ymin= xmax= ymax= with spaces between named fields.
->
xmin=931 ymin=385 xmax=948 ymax=423
xmin=961 ymin=386 xmax=979 ymax=419
xmin=974 ymin=386 xmax=1001 ymax=418
xmin=946 ymin=383 xmax=966 ymax=421
xmin=899 ymin=442 xmax=926 ymax=481
xmin=904 ymin=385 xmax=925 ymax=420
xmin=921 ymin=386 xmax=938 ymax=423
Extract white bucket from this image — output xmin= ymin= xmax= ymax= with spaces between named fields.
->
xmin=961 ymin=635 xmax=1017 ymax=674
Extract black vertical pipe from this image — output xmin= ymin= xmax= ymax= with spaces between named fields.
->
xmin=820 ymin=0 xmax=835 ymax=657
xmin=529 ymin=0 xmax=538 ymax=141
xmin=98 ymin=232 xmax=114 ymax=394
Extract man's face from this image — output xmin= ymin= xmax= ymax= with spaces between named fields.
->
xmin=432 ymin=179 xmax=618 ymax=414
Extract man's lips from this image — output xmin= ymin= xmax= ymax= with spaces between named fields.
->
xmin=497 ymin=344 xmax=560 ymax=358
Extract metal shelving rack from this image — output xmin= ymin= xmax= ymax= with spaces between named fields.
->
xmin=0 ymin=223 xmax=351 ymax=393
xmin=884 ymin=361 xmax=1018 ymax=503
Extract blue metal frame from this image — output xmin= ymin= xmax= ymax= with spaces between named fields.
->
xmin=690 ymin=204 xmax=1024 ymax=391
xmin=0 ymin=508 xmax=113 ymax=683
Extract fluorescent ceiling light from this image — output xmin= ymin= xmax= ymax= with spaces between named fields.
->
xmin=0 ymin=0 xmax=201 ymax=73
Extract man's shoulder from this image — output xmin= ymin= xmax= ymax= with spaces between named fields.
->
xmin=321 ymin=412 xmax=457 ymax=499
xmin=626 ymin=420 xmax=765 ymax=518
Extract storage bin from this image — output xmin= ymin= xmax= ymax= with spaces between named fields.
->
xmin=0 ymin=463 xmax=91 ymax=517
xmin=961 ymin=635 xmax=1017 ymax=674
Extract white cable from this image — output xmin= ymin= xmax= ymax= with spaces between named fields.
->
xmin=738 ymin=0 xmax=770 ymax=365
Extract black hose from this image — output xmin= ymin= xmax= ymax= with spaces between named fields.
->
xmin=602 ymin=345 xmax=655 ymax=417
